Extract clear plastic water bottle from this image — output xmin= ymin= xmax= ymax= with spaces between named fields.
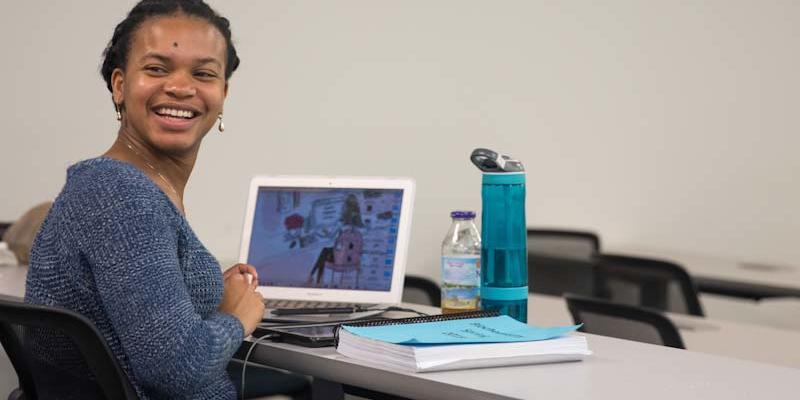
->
xmin=441 ymin=211 xmax=481 ymax=314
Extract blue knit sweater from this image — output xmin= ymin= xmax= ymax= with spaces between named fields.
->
xmin=25 ymin=157 xmax=244 ymax=400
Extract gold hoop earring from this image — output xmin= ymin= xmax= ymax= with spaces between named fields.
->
xmin=115 ymin=104 xmax=122 ymax=121
xmin=217 ymin=113 xmax=225 ymax=133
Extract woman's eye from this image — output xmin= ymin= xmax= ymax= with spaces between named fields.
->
xmin=195 ymin=71 xmax=218 ymax=79
xmin=145 ymin=66 xmax=167 ymax=74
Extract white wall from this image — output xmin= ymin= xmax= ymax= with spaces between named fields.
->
xmin=1 ymin=1 xmax=799 ymax=283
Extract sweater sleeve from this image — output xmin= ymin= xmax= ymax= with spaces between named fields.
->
xmin=77 ymin=194 xmax=244 ymax=397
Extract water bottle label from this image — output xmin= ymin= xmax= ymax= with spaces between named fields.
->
xmin=441 ymin=256 xmax=481 ymax=310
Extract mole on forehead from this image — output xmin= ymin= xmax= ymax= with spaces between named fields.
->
xmin=173 ymin=42 xmax=179 ymax=47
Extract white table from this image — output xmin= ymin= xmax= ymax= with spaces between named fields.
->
xmin=5 ymin=264 xmax=800 ymax=398
xmin=4 ymin=264 xmax=800 ymax=368
xmin=242 ymin=302 xmax=799 ymax=400
xmin=608 ymin=245 xmax=800 ymax=299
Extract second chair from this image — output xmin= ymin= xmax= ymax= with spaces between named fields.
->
xmin=593 ymin=254 xmax=704 ymax=316
xmin=565 ymin=293 xmax=685 ymax=349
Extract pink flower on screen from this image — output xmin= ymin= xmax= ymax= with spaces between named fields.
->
xmin=284 ymin=214 xmax=304 ymax=230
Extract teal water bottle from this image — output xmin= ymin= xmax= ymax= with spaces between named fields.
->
xmin=471 ymin=149 xmax=528 ymax=322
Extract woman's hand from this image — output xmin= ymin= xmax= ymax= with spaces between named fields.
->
xmin=223 ymin=263 xmax=259 ymax=286
xmin=219 ymin=271 xmax=264 ymax=336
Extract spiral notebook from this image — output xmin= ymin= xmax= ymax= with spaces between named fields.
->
xmin=335 ymin=311 xmax=591 ymax=373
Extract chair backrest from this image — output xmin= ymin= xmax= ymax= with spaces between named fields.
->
xmin=565 ymin=293 xmax=685 ymax=349
xmin=0 ymin=298 xmax=139 ymax=400
xmin=527 ymin=229 xmax=601 ymax=296
xmin=402 ymin=276 xmax=441 ymax=307
xmin=593 ymin=254 xmax=704 ymax=316
xmin=526 ymin=229 xmax=600 ymax=261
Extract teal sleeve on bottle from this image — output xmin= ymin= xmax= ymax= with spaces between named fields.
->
xmin=480 ymin=172 xmax=528 ymax=322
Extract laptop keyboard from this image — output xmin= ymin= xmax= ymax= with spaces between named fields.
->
xmin=264 ymin=299 xmax=371 ymax=309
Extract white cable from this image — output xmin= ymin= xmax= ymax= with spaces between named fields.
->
xmin=238 ymin=308 xmax=426 ymax=399
xmin=240 ymin=333 xmax=277 ymax=400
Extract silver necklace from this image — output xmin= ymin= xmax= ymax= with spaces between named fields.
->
xmin=122 ymin=140 xmax=180 ymax=197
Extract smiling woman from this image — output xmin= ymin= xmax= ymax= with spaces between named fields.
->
xmin=102 ymin=2 xmax=235 ymax=212
xmin=22 ymin=1 xmax=307 ymax=399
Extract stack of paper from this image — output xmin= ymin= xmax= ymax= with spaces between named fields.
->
xmin=336 ymin=315 xmax=591 ymax=373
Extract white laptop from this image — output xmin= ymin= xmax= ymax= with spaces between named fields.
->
xmin=239 ymin=176 xmax=415 ymax=321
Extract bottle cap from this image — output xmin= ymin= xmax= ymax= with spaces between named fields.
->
xmin=470 ymin=148 xmax=525 ymax=172
xmin=450 ymin=211 xmax=476 ymax=219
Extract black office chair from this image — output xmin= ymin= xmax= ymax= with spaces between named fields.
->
xmin=565 ymin=294 xmax=685 ymax=349
xmin=402 ymin=275 xmax=441 ymax=307
xmin=0 ymin=298 xmax=140 ymax=400
xmin=593 ymin=254 xmax=704 ymax=316
xmin=527 ymin=229 xmax=601 ymax=296
xmin=527 ymin=229 xmax=601 ymax=259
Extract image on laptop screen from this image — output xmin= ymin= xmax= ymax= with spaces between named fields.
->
xmin=247 ymin=187 xmax=404 ymax=291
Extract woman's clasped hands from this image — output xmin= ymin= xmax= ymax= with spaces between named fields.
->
xmin=219 ymin=263 xmax=265 ymax=336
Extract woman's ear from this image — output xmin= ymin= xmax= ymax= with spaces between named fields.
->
xmin=111 ymin=68 xmax=125 ymax=106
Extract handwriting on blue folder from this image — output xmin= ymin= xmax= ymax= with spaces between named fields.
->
xmin=343 ymin=316 xmax=582 ymax=345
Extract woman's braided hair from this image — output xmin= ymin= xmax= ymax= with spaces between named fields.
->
xmin=100 ymin=0 xmax=240 ymax=93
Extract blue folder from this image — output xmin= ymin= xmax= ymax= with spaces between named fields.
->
xmin=342 ymin=315 xmax=581 ymax=345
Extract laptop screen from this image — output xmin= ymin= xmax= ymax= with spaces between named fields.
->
xmin=246 ymin=187 xmax=404 ymax=291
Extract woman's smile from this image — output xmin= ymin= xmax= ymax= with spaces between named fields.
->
xmin=151 ymin=103 xmax=202 ymax=131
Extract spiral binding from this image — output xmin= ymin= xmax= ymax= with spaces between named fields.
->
xmin=333 ymin=309 xmax=501 ymax=347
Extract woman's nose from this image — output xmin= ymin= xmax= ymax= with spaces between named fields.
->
xmin=164 ymin=73 xmax=196 ymax=98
